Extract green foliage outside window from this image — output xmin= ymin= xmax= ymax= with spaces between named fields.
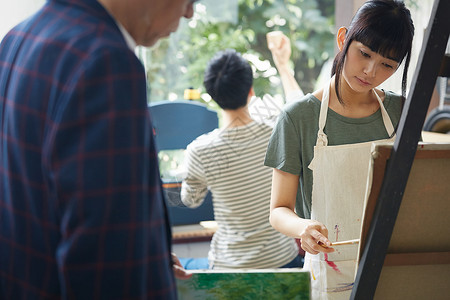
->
xmin=139 ymin=0 xmax=335 ymax=110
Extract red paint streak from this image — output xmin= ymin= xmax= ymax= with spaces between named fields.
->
xmin=324 ymin=254 xmax=341 ymax=273
xmin=334 ymin=224 xmax=339 ymax=241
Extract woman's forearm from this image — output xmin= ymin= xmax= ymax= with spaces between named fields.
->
xmin=269 ymin=206 xmax=309 ymax=238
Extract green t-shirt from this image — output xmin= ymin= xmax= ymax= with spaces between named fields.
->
xmin=264 ymin=91 xmax=403 ymax=219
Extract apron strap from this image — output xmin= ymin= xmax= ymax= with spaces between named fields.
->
xmin=373 ymin=89 xmax=396 ymax=138
xmin=316 ymin=78 xmax=332 ymax=147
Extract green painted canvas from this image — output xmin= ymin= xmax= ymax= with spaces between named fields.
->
xmin=176 ymin=269 xmax=310 ymax=300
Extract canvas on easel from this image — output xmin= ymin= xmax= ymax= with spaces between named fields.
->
xmin=357 ymin=142 xmax=450 ymax=300
xmin=176 ymin=269 xmax=310 ymax=300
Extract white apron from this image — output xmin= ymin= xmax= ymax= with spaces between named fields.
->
xmin=304 ymin=79 xmax=395 ymax=300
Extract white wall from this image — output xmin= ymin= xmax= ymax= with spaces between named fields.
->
xmin=0 ymin=0 xmax=44 ymax=40
xmin=379 ymin=0 xmax=436 ymax=94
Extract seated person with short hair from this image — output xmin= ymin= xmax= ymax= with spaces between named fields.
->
xmin=181 ymin=43 xmax=303 ymax=269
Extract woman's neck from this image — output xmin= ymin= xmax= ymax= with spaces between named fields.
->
xmin=329 ymin=77 xmax=383 ymax=118
xmin=221 ymin=107 xmax=253 ymax=128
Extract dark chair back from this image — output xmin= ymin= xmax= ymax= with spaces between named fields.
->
xmin=149 ymin=100 xmax=218 ymax=225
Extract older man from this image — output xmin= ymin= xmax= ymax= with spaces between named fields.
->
xmin=0 ymin=0 xmax=196 ymax=298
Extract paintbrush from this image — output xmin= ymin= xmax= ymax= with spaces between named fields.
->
xmin=330 ymin=239 xmax=360 ymax=246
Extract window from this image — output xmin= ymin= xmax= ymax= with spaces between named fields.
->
xmin=137 ymin=0 xmax=335 ymax=111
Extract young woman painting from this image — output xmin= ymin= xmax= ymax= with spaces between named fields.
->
xmin=264 ymin=1 xmax=414 ymax=299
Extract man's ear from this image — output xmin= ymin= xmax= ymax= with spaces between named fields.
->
xmin=337 ymin=27 xmax=347 ymax=51
xmin=248 ymin=87 xmax=255 ymax=98
xmin=246 ymin=87 xmax=255 ymax=105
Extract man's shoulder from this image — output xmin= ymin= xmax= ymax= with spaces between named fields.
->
xmin=30 ymin=1 xmax=129 ymax=57
xmin=186 ymin=129 xmax=221 ymax=151
xmin=251 ymin=119 xmax=277 ymax=134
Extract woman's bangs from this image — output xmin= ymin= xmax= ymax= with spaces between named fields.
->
xmin=354 ymin=27 xmax=408 ymax=63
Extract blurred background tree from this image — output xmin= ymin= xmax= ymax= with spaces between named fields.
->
xmin=138 ymin=0 xmax=335 ymax=111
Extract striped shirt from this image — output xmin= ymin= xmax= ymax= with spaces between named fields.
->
xmin=181 ymin=120 xmax=299 ymax=269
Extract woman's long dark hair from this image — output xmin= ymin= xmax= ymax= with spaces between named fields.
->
xmin=331 ymin=0 xmax=414 ymax=104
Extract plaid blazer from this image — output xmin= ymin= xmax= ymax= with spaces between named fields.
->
xmin=0 ymin=0 xmax=176 ymax=299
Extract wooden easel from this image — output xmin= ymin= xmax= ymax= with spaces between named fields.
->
xmin=356 ymin=142 xmax=450 ymax=299
xmin=351 ymin=0 xmax=450 ymax=299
